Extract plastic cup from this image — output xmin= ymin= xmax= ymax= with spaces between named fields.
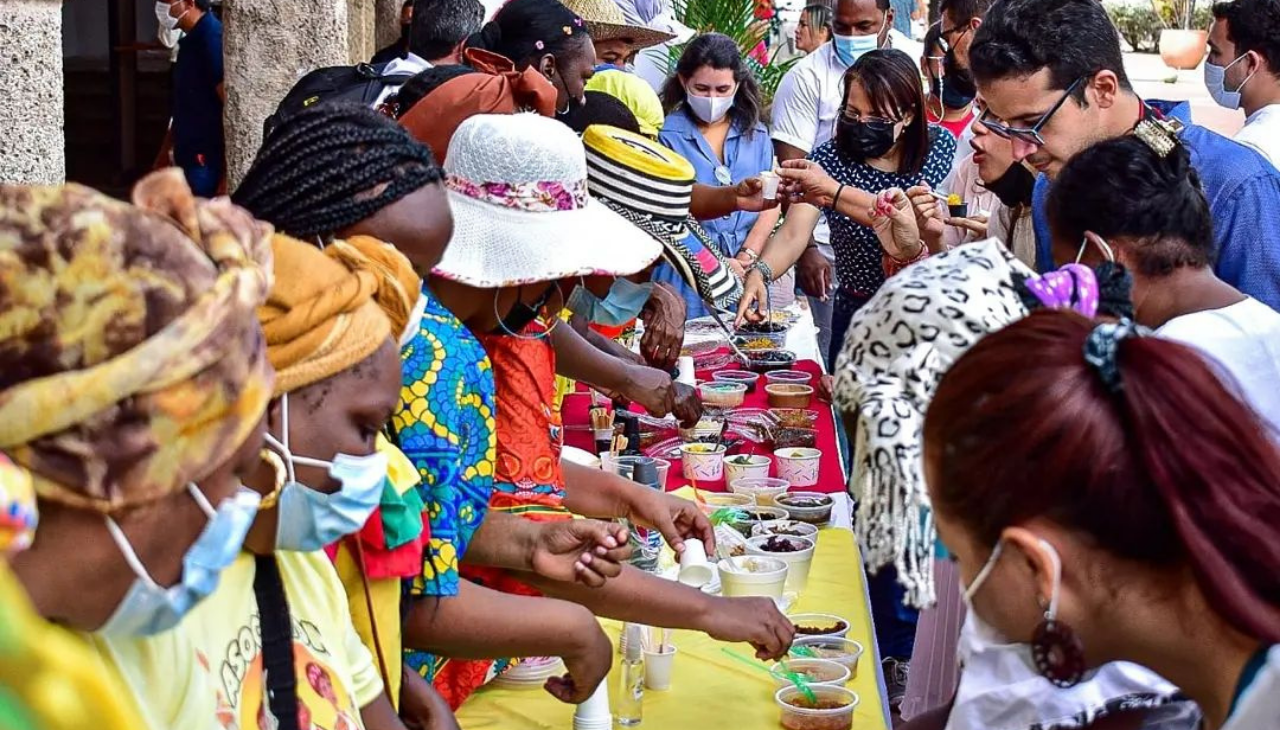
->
xmin=574 ymin=679 xmax=612 ymax=727
xmin=644 ymin=646 xmax=678 ymax=690
xmin=680 ymin=444 xmax=726 ymax=481
xmin=618 ymin=455 xmax=660 ymax=488
xmin=676 ymin=355 xmax=697 ymax=385
xmin=677 ymin=538 xmax=714 ymax=587
xmin=653 ymin=458 xmax=671 ymax=491
xmin=760 ymin=170 xmax=781 ymax=199
xmin=774 ymin=447 xmax=821 ymax=488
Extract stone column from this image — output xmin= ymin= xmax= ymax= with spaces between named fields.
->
xmin=347 ymin=0 xmax=374 ymax=64
xmin=374 ymin=0 xmax=404 ymax=51
xmin=0 ymin=0 xmax=66 ymax=185
xmin=222 ymin=0 xmax=375 ymax=188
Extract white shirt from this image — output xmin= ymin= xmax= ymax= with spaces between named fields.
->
xmin=1223 ymin=645 xmax=1280 ymax=730
xmin=373 ymin=52 xmax=432 ymax=107
xmin=1155 ymin=296 xmax=1280 ymax=437
xmin=1235 ymin=104 xmax=1280 ymax=170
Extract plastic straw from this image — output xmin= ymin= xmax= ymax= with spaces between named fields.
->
xmin=719 ymin=648 xmax=816 ymax=704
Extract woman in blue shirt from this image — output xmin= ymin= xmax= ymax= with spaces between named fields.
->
xmin=657 ymin=33 xmax=779 ymax=318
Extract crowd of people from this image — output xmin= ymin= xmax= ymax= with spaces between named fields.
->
xmin=4 ymin=0 xmax=1280 ymax=728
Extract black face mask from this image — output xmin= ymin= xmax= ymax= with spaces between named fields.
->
xmin=836 ymin=115 xmax=898 ymax=161
xmin=981 ymin=161 xmax=1037 ymax=208
xmin=491 ymin=284 xmax=556 ymax=335
xmin=941 ymin=50 xmax=977 ymax=109
xmin=928 ymin=74 xmax=942 ymax=100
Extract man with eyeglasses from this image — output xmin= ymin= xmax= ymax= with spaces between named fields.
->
xmin=968 ymin=0 xmax=1280 ymax=310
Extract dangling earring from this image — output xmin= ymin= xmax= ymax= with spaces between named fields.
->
xmin=1030 ymin=540 xmax=1087 ymax=687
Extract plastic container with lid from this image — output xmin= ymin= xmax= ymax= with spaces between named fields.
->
xmin=774 ymin=685 xmax=859 ymax=730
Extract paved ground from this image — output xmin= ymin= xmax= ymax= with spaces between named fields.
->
xmin=1125 ymin=51 xmax=1245 ymax=136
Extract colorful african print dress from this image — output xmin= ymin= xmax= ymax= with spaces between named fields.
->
xmin=392 ymin=289 xmax=511 ymax=707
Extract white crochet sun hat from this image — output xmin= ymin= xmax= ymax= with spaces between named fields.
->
xmin=432 ymin=113 xmax=663 ymax=288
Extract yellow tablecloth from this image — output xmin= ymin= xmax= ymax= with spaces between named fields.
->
xmin=455 ymin=529 xmax=889 ymax=730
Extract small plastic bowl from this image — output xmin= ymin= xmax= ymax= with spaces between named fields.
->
xmin=718 ymin=556 xmax=789 ymax=598
xmin=730 ymin=476 xmax=791 ymax=505
xmin=767 ymin=383 xmax=814 ymax=409
xmin=746 ymin=349 xmax=798 ymax=373
xmin=765 ymin=370 xmax=813 ymax=386
xmin=726 ymin=505 xmax=790 ymax=538
xmin=734 ymin=331 xmax=789 ymax=350
xmin=713 ymin=370 xmax=761 ymax=393
xmin=679 ymin=418 xmax=724 ymax=443
xmin=724 ymin=454 xmax=772 ymax=484
xmin=699 ymin=381 xmax=748 ymax=408
xmin=698 ymin=493 xmax=755 ymax=516
xmin=793 ymin=637 xmax=865 ymax=678
xmin=752 ymin=519 xmax=820 ymax=541
xmin=775 ymin=491 xmax=834 ymax=525
xmin=771 ymin=408 xmax=819 ymax=429
xmin=788 ymin=613 xmax=851 ymax=640
xmin=770 ymin=658 xmax=851 ymax=688
xmin=775 ymin=685 xmax=859 ymax=730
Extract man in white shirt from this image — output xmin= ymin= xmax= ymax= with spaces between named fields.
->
xmin=1207 ymin=0 xmax=1280 ymax=169
xmin=770 ymin=0 xmax=917 ymax=364
xmin=375 ymin=0 xmax=483 ymax=105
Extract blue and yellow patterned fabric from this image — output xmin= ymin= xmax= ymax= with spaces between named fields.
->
xmin=393 ymin=287 xmax=495 ymax=601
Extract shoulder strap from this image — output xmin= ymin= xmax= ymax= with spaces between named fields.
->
xmin=253 ymin=554 xmax=302 ymax=730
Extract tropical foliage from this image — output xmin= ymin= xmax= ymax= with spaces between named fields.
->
xmin=654 ymin=0 xmax=799 ymax=104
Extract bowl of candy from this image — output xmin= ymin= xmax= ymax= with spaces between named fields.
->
xmin=788 ymin=614 xmax=850 ymax=640
xmin=792 ymin=637 xmax=865 ymax=677
xmin=770 ymin=658 xmax=850 ymax=689
xmin=746 ymin=349 xmax=798 ymax=374
xmin=713 ymin=370 xmax=761 ymax=393
xmin=752 ymin=519 xmax=820 ymax=541
xmin=746 ymin=534 xmax=816 ymax=593
xmin=765 ymin=370 xmax=813 ymax=386
xmin=726 ymin=505 xmax=790 ymax=538
xmin=775 ymin=492 xmax=834 ymax=525
xmin=700 ymin=382 xmax=748 ymax=408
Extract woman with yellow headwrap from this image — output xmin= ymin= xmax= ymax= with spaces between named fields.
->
xmin=0 ymin=169 xmax=275 ymax=729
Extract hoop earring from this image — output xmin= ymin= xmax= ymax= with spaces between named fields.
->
xmin=491 ymin=282 xmax=563 ymax=340
xmin=1030 ymin=542 xmax=1087 ymax=687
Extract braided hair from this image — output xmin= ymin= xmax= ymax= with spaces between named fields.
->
xmin=465 ymin=0 xmax=589 ymax=69
xmin=232 ymin=103 xmax=444 ymax=240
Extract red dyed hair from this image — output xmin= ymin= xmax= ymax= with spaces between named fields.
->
xmin=924 ymin=310 xmax=1280 ymax=642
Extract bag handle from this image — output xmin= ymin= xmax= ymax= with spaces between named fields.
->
xmin=254 ymin=554 xmax=302 ymax=730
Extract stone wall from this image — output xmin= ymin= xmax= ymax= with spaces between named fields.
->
xmin=222 ymin=0 xmax=374 ymax=188
xmin=0 ymin=0 xmax=66 ymax=185
xmin=374 ymin=0 xmax=403 ymax=50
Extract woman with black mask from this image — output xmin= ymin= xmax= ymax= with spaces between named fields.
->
xmin=737 ymin=49 xmax=956 ymax=365
xmin=465 ymin=0 xmax=596 ymax=116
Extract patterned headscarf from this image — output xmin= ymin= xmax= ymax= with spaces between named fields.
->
xmin=833 ymin=240 xmax=1034 ymax=607
xmin=0 ymin=169 xmax=275 ymax=512
xmin=260 ymin=235 xmax=418 ymax=394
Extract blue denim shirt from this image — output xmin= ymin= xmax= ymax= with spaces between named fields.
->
xmin=658 ymin=108 xmax=774 ymax=317
xmin=1033 ymin=100 xmax=1280 ymax=309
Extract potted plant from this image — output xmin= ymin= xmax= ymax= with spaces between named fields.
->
xmin=1154 ymin=0 xmax=1209 ymax=70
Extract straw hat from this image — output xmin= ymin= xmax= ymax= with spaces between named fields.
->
xmin=433 ymin=113 xmax=663 ymax=288
xmin=582 ymin=124 xmax=741 ymax=308
xmin=563 ymin=0 xmax=675 ymax=50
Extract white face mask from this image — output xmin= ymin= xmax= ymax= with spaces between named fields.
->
xmin=685 ymin=88 xmax=736 ymax=124
xmin=156 ymin=0 xmax=187 ymax=31
xmin=1204 ymin=53 xmax=1257 ymax=111
xmin=1074 ymin=233 xmax=1116 ymax=265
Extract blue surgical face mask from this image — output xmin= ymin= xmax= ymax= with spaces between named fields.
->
xmin=832 ymin=13 xmax=886 ymax=67
xmin=567 ymin=277 xmax=654 ymax=327
xmin=99 ymin=483 xmax=260 ymax=637
xmin=264 ymin=392 xmax=388 ymax=552
xmin=1204 ymin=53 xmax=1256 ymax=111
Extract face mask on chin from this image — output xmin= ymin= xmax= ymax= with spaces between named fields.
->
xmin=567 ymin=277 xmax=654 ymax=326
xmin=981 ymin=160 xmax=1037 ymax=207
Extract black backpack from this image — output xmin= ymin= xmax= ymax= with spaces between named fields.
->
xmin=263 ymin=62 xmax=415 ymax=138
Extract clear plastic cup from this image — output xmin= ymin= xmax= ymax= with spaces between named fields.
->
xmin=760 ymin=170 xmax=781 ymax=199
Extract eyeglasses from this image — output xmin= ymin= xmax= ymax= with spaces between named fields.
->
xmin=937 ymin=22 xmax=969 ymax=52
xmin=979 ymin=76 xmax=1085 ymax=148
xmin=840 ymin=109 xmax=900 ymax=127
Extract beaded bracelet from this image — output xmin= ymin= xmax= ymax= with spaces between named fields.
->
xmin=749 ymin=260 xmax=775 ymax=284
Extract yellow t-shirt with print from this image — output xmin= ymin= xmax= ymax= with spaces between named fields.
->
xmin=88 ymin=550 xmax=382 ymax=730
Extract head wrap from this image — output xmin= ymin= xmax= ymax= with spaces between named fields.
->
xmin=399 ymin=48 xmax=558 ymax=164
xmin=0 ymin=169 xmax=275 ymax=512
xmin=585 ymin=69 xmax=666 ymax=137
xmin=260 ymin=235 xmax=418 ymax=394
xmin=832 ymin=240 xmax=1033 ymax=607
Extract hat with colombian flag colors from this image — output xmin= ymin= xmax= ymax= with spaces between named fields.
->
xmin=582 ymin=124 xmax=741 ymax=309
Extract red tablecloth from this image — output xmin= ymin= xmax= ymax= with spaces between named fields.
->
xmin=562 ymin=357 xmax=847 ymax=494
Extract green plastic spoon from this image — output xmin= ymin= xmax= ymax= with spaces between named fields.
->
xmin=720 ymin=648 xmax=817 ymax=704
